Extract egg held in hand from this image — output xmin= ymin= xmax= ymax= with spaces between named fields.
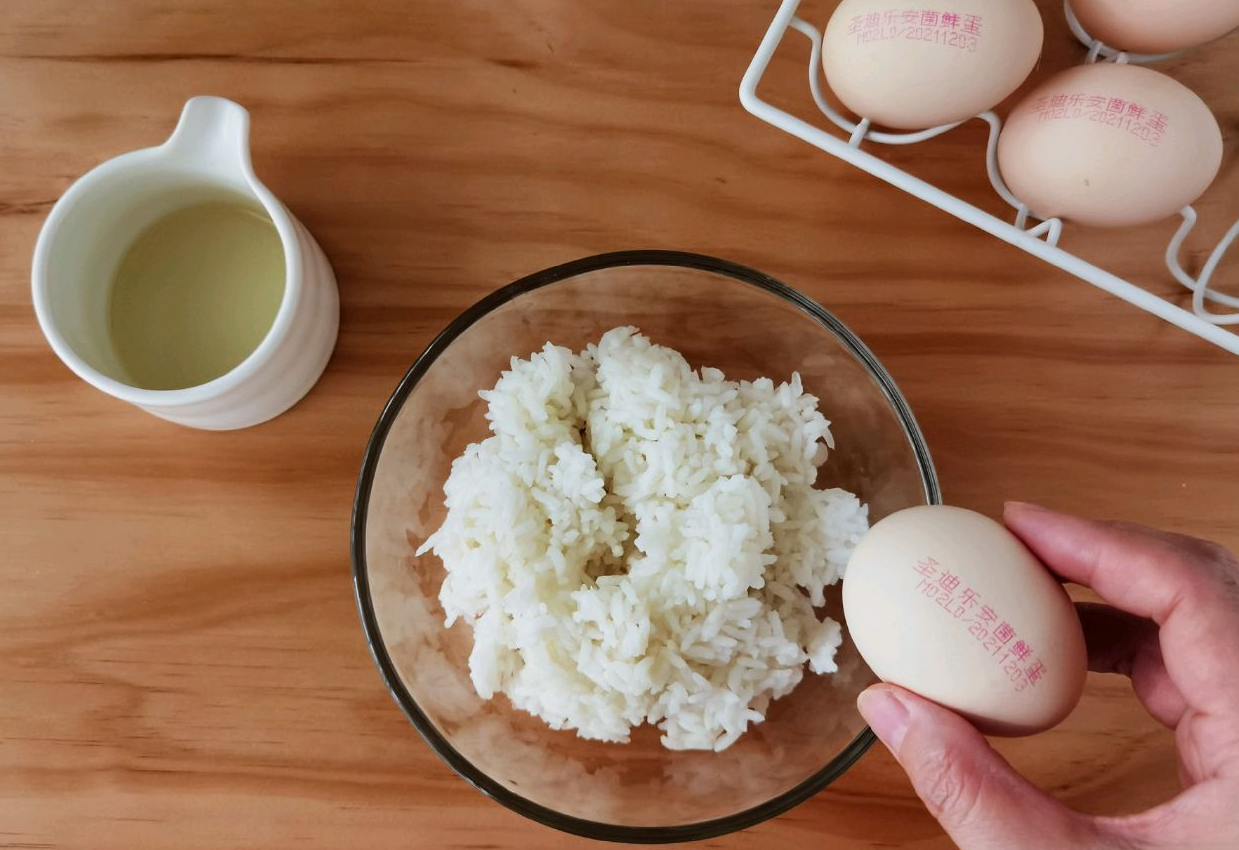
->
xmin=1071 ymin=0 xmax=1239 ymax=55
xmin=997 ymin=63 xmax=1223 ymax=228
xmin=843 ymin=506 xmax=1087 ymax=737
xmin=822 ymin=0 xmax=1044 ymax=130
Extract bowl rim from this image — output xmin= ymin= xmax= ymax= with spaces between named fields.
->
xmin=350 ymin=249 xmax=941 ymax=843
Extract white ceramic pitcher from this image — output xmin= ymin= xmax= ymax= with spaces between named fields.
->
xmin=31 ymin=96 xmax=339 ymax=430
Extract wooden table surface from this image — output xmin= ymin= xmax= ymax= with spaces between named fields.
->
xmin=3 ymin=1 xmax=1239 ymax=847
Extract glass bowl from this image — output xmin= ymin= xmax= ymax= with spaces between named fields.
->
xmin=351 ymin=250 xmax=939 ymax=842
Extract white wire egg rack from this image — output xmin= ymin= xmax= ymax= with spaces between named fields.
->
xmin=739 ymin=0 xmax=1239 ymax=356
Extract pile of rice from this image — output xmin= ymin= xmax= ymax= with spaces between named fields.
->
xmin=417 ymin=327 xmax=868 ymax=751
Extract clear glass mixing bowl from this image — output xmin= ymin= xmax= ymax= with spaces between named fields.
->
xmin=351 ymin=250 xmax=939 ymax=842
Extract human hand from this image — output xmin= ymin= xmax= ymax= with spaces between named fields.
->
xmin=856 ymin=502 xmax=1239 ymax=849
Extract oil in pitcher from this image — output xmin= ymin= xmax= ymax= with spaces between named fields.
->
xmin=107 ymin=200 xmax=286 ymax=391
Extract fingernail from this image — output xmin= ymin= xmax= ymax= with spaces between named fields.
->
xmin=857 ymin=686 xmax=911 ymax=754
xmin=1004 ymin=500 xmax=1047 ymax=513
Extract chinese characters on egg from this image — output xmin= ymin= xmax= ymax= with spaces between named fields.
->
xmin=847 ymin=9 xmax=983 ymax=52
xmin=1028 ymin=93 xmax=1168 ymax=147
xmin=912 ymin=556 xmax=1049 ymax=694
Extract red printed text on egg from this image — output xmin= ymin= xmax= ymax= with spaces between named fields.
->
xmin=846 ymin=8 xmax=984 ymax=51
xmin=910 ymin=556 xmax=1049 ymax=694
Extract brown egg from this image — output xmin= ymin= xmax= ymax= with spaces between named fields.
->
xmin=822 ymin=0 xmax=1044 ymax=130
xmin=997 ymin=63 xmax=1223 ymax=228
xmin=1072 ymin=0 xmax=1239 ymax=54
xmin=843 ymin=506 xmax=1087 ymax=737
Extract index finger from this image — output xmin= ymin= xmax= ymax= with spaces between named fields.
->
xmin=1003 ymin=502 xmax=1239 ymax=717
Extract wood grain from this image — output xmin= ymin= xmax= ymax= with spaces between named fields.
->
xmin=2 ymin=1 xmax=1238 ymax=847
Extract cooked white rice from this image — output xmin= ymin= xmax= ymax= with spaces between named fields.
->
xmin=417 ymin=327 xmax=868 ymax=751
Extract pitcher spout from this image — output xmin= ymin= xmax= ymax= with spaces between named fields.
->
xmin=160 ymin=96 xmax=254 ymax=184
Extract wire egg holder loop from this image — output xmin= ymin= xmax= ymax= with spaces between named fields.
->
xmin=739 ymin=0 xmax=1239 ymax=355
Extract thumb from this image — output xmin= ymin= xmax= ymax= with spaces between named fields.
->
xmin=857 ymin=684 xmax=1101 ymax=849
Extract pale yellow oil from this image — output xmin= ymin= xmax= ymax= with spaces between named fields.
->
xmin=107 ymin=201 xmax=285 ymax=391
